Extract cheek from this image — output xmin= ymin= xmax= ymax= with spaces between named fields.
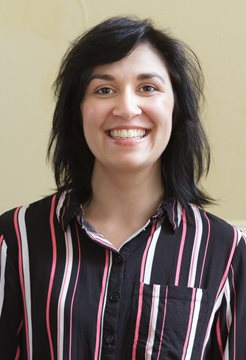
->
xmin=81 ymin=101 xmax=109 ymax=130
xmin=150 ymin=106 xmax=173 ymax=133
xmin=81 ymin=102 xmax=97 ymax=132
xmin=152 ymin=95 xmax=174 ymax=118
xmin=152 ymin=107 xmax=173 ymax=149
xmin=80 ymin=103 xmax=93 ymax=144
xmin=81 ymin=101 xmax=93 ymax=123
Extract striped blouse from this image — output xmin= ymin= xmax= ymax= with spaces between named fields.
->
xmin=0 ymin=191 xmax=245 ymax=359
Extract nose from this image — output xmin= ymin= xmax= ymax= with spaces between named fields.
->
xmin=112 ymin=90 xmax=142 ymax=119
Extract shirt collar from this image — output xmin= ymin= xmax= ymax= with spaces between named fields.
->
xmin=56 ymin=190 xmax=182 ymax=232
xmin=160 ymin=197 xmax=183 ymax=231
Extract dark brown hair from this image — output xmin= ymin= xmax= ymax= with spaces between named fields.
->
xmin=48 ymin=16 xmax=212 ymax=207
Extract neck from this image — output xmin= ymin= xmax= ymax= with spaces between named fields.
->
xmin=84 ymin=161 xmax=164 ymax=227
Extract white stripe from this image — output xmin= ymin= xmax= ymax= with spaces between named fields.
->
xmin=144 ymin=223 xmax=162 ymax=284
xmin=185 ymin=289 xmax=203 ymax=359
xmin=177 ymin=201 xmax=183 ymax=227
xmin=57 ymin=226 xmax=73 ymax=360
xmin=18 ymin=205 xmax=33 ymax=359
xmin=188 ymin=207 xmax=203 ymax=287
xmin=87 ymin=231 xmax=114 ymax=247
xmin=98 ymin=252 xmax=112 ymax=360
xmin=201 ymin=284 xmax=226 ymax=358
xmin=224 ymin=279 xmax=232 ymax=330
xmin=236 ymin=227 xmax=243 ymax=245
xmin=0 ymin=240 xmax=7 ymax=315
xmin=56 ymin=191 xmax=67 ymax=220
xmin=146 ymin=285 xmax=160 ymax=360
xmin=223 ymin=339 xmax=229 ymax=359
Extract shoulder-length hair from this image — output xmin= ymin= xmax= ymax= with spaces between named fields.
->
xmin=48 ymin=16 xmax=212 ymax=207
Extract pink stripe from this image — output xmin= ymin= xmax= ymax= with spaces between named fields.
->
xmin=132 ymin=282 xmax=144 ymax=360
xmin=157 ymin=286 xmax=168 ymax=360
xmin=94 ymin=249 xmax=110 ymax=360
xmin=199 ymin=212 xmax=210 ymax=288
xmin=14 ymin=347 xmax=20 ymax=360
xmin=0 ymin=234 xmax=3 ymax=247
xmin=145 ymin=285 xmax=157 ymax=358
xmin=69 ymin=223 xmax=81 ymax=360
xmin=216 ymin=228 xmax=238 ymax=299
xmin=188 ymin=208 xmax=200 ymax=285
xmin=140 ymin=222 xmax=157 ymax=282
xmin=175 ymin=210 xmax=187 ymax=286
xmin=14 ymin=208 xmax=30 ymax=360
xmin=17 ymin=319 xmax=23 ymax=335
xmin=132 ymin=222 xmax=157 ymax=359
xmin=14 ymin=320 xmax=24 ymax=360
xmin=181 ymin=288 xmax=196 ymax=360
xmin=46 ymin=195 xmax=57 ymax=360
xmin=216 ymin=312 xmax=224 ymax=358
xmin=230 ymin=265 xmax=236 ymax=360
xmin=57 ymin=229 xmax=71 ymax=359
xmin=201 ymin=228 xmax=238 ymax=356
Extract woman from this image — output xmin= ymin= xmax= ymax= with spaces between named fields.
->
xmin=0 ymin=16 xmax=245 ymax=359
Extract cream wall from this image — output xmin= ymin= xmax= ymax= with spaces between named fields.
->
xmin=0 ymin=0 xmax=245 ymax=225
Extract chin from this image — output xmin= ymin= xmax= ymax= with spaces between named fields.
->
xmin=109 ymin=160 xmax=155 ymax=173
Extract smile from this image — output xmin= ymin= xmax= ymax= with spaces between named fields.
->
xmin=107 ymin=129 xmax=148 ymax=139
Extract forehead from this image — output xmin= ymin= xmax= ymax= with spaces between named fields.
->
xmin=90 ymin=43 xmax=169 ymax=77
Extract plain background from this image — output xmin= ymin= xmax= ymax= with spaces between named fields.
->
xmin=0 ymin=0 xmax=245 ymax=226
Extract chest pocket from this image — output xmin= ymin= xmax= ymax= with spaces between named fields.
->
xmin=130 ymin=283 xmax=208 ymax=360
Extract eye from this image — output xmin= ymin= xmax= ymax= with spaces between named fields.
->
xmin=138 ymin=84 xmax=158 ymax=93
xmin=95 ymin=87 xmax=115 ymax=95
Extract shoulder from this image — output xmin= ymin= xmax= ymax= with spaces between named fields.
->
xmin=0 ymin=190 xmax=80 ymax=240
xmin=0 ymin=193 xmax=59 ymax=236
xmin=186 ymin=203 xmax=237 ymax=234
xmin=186 ymin=203 xmax=244 ymax=253
xmin=182 ymin=204 xmax=246 ymax=288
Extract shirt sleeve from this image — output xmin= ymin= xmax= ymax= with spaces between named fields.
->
xmin=215 ymin=231 xmax=246 ymax=359
xmin=0 ymin=230 xmax=24 ymax=359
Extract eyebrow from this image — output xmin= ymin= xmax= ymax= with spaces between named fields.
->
xmin=89 ymin=74 xmax=115 ymax=82
xmin=89 ymin=72 xmax=166 ymax=84
xmin=137 ymin=73 xmax=166 ymax=84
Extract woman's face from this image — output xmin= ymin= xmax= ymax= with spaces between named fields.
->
xmin=81 ymin=43 xmax=174 ymax=174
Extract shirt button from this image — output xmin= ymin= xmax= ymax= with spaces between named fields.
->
xmin=114 ymin=254 xmax=122 ymax=264
xmin=105 ymin=334 xmax=115 ymax=347
xmin=109 ymin=292 xmax=120 ymax=303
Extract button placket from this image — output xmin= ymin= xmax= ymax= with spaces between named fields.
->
xmin=101 ymin=252 xmax=124 ymax=356
xmin=114 ymin=254 xmax=122 ymax=264
xmin=105 ymin=334 xmax=115 ymax=347
xmin=109 ymin=292 xmax=120 ymax=303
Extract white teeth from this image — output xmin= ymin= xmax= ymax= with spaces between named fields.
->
xmin=109 ymin=129 xmax=146 ymax=139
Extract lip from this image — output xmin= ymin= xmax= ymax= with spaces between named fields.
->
xmin=105 ymin=127 xmax=150 ymax=146
xmin=107 ymin=136 xmax=147 ymax=146
xmin=105 ymin=126 xmax=150 ymax=140
xmin=106 ymin=126 xmax=149 ymax=131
